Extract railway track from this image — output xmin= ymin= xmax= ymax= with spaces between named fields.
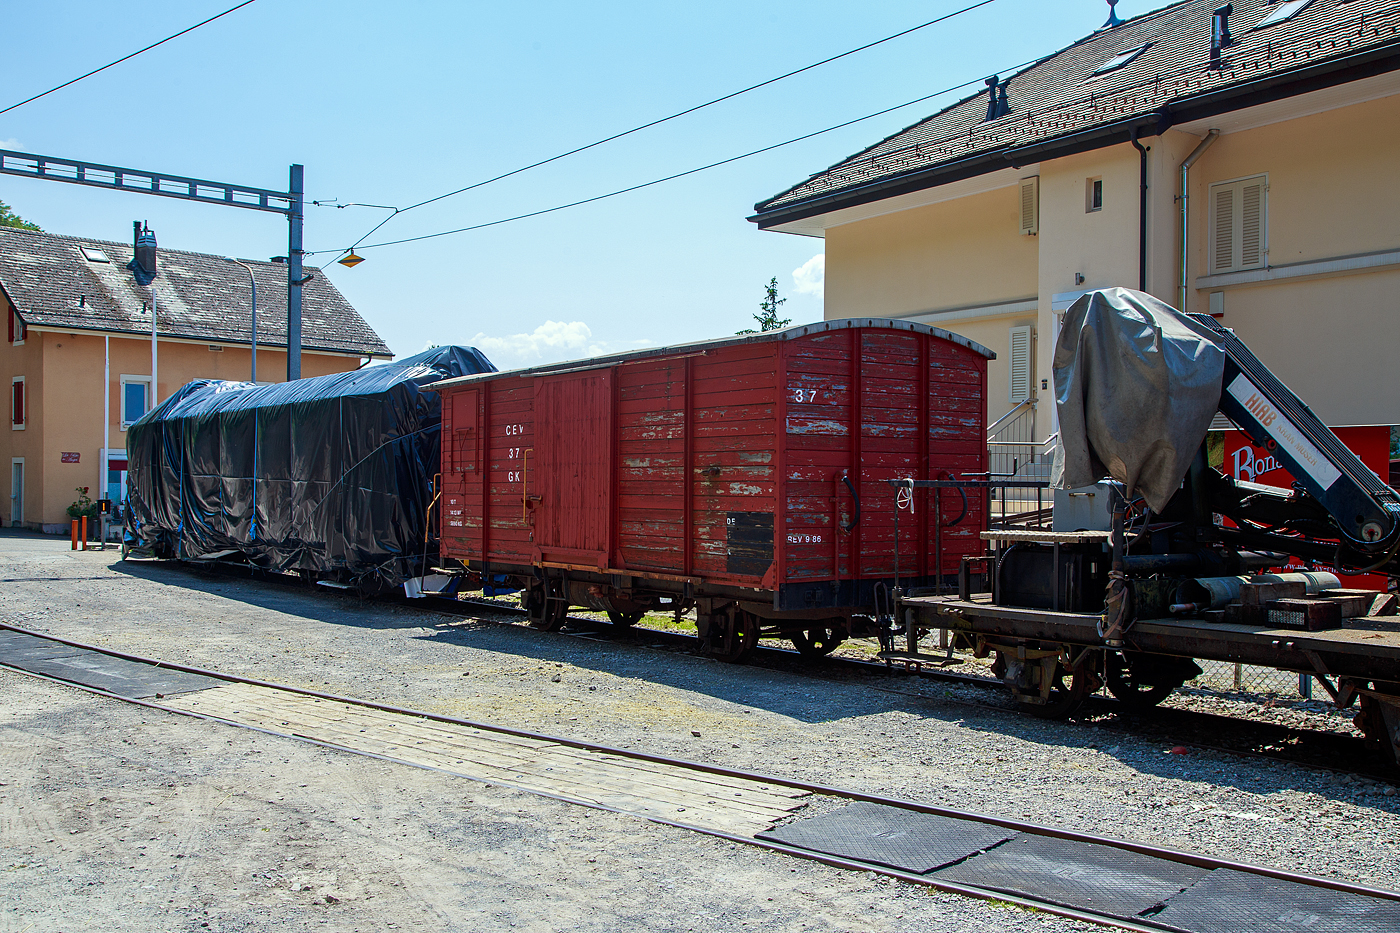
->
xmin=3 ymin=621 xmax=1398 ymax=933
xmin=158 ymin=557 xmax=1400 ymax=783
xmin=433 ymin=593 xmax=1400 ymax=785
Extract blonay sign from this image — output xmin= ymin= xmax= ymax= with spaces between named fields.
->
xmin=60 ymin=452 xmax=80 ymax=463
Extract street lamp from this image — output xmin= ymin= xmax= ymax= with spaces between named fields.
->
xmin=225 ymin=258 xmax=258 ymax=383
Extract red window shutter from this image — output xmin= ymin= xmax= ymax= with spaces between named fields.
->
xmin=7 ymin=310 xmax=13 ymax=344
xmin=11 ymin=380 xmax=23 ymax=425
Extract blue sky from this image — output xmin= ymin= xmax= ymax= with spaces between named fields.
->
xmin=1 ymin=0 xmax=1174 ymax=369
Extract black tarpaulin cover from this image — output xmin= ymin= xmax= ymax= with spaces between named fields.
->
xmin=1050 ymin=288 xmax=1224 ymax=513
xmin=125 ymin=346 xmax=495 ymax=587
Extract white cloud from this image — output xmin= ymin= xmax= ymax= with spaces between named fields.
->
xmin=469 ymin=320 xmax=649 ymax=369
xmin=792 ymin=253 xmax=825 ymax=297
xmin=0 ymin=139 xmax=24 ymax=151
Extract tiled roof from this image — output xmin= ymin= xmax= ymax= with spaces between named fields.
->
xmin=753 ymin=0 xmax=1400 ymax=224
xmin=0 ymin=225 xmax=391 ymax=357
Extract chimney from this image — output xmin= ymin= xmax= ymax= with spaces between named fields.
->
xmin=1210 ymin=4 xmax=1234 ymax=70
xmin=983 ymin=75 xmax=1010 ymax=121
xmin=1102 ymin=0 xmax=1123 ymax=29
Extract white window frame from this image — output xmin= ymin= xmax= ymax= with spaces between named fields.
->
xmin=10 ymin=376 xmax=24 ymax=430
xmin=119 ymin=374 xmax=152 ymax=430
xmin=1208 ymin=173 xmax=1269 ymax=275
xmin=1086 ymin=177 xmax=1103 ymax=213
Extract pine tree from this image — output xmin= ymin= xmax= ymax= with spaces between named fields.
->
xmin=738 ymin=277 xmax=790 ymax=335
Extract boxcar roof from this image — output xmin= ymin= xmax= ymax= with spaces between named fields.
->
xmin=429 ymin=317 xmax=994 ymax=390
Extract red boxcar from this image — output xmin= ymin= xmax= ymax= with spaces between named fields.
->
xmin=432 ymin=319 xmax=992 ymax=659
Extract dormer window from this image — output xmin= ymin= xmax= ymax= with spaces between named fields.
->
xmin=1092 ymin=42 xmax=1151 ymax=76
xmin=79 ymin=246 xmax=110 ymax=263
xmin=1255 ymin=0 xmax=1313 ymax=29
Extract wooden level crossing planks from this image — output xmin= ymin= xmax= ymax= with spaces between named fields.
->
xmin=163 ymin=683 xmax=808 ymax=836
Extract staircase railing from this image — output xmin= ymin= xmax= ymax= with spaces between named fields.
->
xmin=986 ymin=401 xmax=1055 ymax=527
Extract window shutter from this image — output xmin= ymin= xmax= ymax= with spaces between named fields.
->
xmin=12 ymin=380 xmax=23 ymax=426
xmin=1212 ymin=186 xmax=1234 ymax=272
xmin=1240 ymin=181 xmax=1263 ymax=268
xmin=1018 ymin=176 xmax=1039 ymax=235
xmin=1008 ymin=326 xmax=1032 ymax=403
xmin=6 ymin=309 xmax=13 ymax=344
xmin=1209 ymin=175 xmax=1267 ymax=274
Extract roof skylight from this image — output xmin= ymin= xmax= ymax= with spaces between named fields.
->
xmin=1092 ymin=42 xmax=1151 ymax=76
xmin=1255 ymin=0 xmax=1314 ymax=29
xmin=79 ymin=246 xmax=110 ymax=263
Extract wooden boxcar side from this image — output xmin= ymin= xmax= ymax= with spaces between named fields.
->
xmin=435 ymin=320 xmax=990 ymax=643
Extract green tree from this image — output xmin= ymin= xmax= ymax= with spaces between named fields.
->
xmin=0 ymin=199 xmax=40 ymax=231
xmin=737 ymin=277 xmax=790 ymax=335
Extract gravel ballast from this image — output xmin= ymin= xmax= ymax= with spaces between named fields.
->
xmin=2 ymin=531 xmax=1397 ymax=930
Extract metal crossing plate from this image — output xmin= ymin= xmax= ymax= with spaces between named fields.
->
xmin=757 ymin=801 xmax=1017 ymax=873
xmin=1150 ymin=869 xmax=1400 ymax=933
xmin=932 ymin=832 xmax=1210 ymax=921
xmin=0 ymin=629 xmax=222 ymax=699
xmin=0 ymin=629 xmax=88 ymax=662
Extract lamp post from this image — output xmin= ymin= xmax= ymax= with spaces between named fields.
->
xmin=226 ymin=258 xmax=258 ymax=383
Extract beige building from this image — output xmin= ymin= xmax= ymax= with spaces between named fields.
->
xmin=2 ymin=225 xmax=392 ymax=529
xmin=752 ymin=0 xmax=1399 ymax=462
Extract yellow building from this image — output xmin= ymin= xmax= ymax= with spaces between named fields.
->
xmin=751 ymin=0 xmax=1399 ymax=466
xmin=2 ymin=225 xmax=392 ymax=530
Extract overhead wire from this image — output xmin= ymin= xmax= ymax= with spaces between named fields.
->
xmin=326 ymin=0 xmax=1003 ymax=256
xmin=308 ymin=57 xmax=1040 ymax=257
xmin=0 ymin=1 xmax=260 ymax=117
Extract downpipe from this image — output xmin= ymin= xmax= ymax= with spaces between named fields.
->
xmin=1179 ymin=129 xmax=1220 ymax=312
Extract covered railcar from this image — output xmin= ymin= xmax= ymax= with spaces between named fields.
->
xmin=432 ymin=320 xmax=992 ymax=659
xmin=125 ymin=345 xmax=495 ymax=590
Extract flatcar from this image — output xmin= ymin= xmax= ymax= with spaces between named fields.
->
xmin=895 ymin=289 xmax=1400 ymax=766
xmin=430 ymin=320 xmax=993 ymax=660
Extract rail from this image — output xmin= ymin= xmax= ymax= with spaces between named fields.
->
xmin=5 ymin=621 xmax=1398 ymax=933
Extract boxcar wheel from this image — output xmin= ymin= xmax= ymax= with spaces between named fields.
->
xmin=789 ymin=624 xmax=845 ymax=658
xmin=708 ymin=608 xmax=760 ymax=663
xmin=523 ymin=579 xmax=569 ymax=632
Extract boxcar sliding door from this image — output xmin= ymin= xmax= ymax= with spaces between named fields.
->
xmin=533 ymin=372 xmax=613 ymax=567
xmin=441 ymin=388 xmax=480 ymax=556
